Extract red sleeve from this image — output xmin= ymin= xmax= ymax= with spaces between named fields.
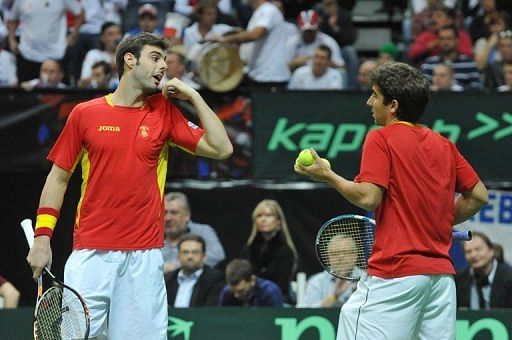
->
xmin=168 ymin=103 xmax=205 ymax=152
xmin=458 ymin=31 xmax=474 ymax=57
xmin=47 ymin=104 xmax=84 ymax=171
xmin=452 ymin=143 xmax=479 ymax=193
xmin=354 ymin=130 xmax=390 ymax=189
xmin=408 ymin=32 xmax=435 ymax=60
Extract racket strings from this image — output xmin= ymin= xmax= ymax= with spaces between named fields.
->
xmin=317 ymin=218 xmax=374 ymax=280
xmin=35 ymin=287 xmax=88 ymax=340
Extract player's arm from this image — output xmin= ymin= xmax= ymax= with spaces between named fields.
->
xmin=27 ymin=164 xmax=72 ymax=280
xmin=217 ymin=27 xmax=266 ymax=44
xmin=0 ymin=281 xmax=20 ymax=308
xmin=453 ymin=180 xmax=488 ymax=225
xmin=295 ymin=149 xmax=384 ymax=211
xmin=163 ymin=78 xmax=233 ymax=160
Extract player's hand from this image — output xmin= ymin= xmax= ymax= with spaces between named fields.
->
xmin=294 ymin=148 xmax=332 ymax=182
xmin=162 ymin=77 xmax=198 ymax=101
xmin=27 ymin=236 xmax=52 ymax=280
xmin=334 ymin=279 xmax=351 ymax=296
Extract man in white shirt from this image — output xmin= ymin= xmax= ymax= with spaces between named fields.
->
xmin=216 ymin=0 xmax=292 ymax=86
xmin=7 ymin=0 xmax=83 ymax=82
xmin=165 ymin=234 xmax=225 ymax=307
xmin=0 ymin=48 xmax=17 ymax=87
xmin=286 ymin=10 xmax=344 ymax=73
xmin=288 ymin=45 xmax=344 ymax=90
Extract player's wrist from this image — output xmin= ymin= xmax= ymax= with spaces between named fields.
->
xmin=35 ymin=207 xmax=60 ymax=238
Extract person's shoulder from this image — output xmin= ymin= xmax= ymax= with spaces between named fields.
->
xmin=307 ymin=270 xmax=329 ymax=282
xmin=258 ymin=277 xmax=281 ymax=292
xmin=293 ymin=64 xmax=311 ymax=75
xmin=455 ymin=266 xmax=471 ymax=278
xmin=73 ymin=96 xmax=109 ymax=112
xmin=423 ymin=55 xmax=441 ymax=64
xmin=202 ymin=266 xmax=225 ymax=280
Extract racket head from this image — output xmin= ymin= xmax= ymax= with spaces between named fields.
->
xmin=34 ymin=271 xmax=90 ymax=340
xmin=315 ymin=214 xmax=376 ymax=281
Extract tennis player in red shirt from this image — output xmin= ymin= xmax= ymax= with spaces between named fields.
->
xmin=26 ymin=33 xmax=232 ymax=339
xmin=295 ymin=62 xmax=489 ymax=339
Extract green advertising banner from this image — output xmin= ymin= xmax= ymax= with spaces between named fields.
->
xmin=1 ymin=307 xmax=511 ymax=340
xmin=253 ymin=92 xmax=512 ymax=184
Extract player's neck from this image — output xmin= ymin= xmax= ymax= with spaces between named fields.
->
xmin=110 ymin=79 xmax=147 ymax=107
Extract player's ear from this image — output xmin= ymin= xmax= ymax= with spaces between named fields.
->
xmin=389 ymin=99 xmax=399 ymax=114
xmin=124 ymin=53 xmax=136 ymax=69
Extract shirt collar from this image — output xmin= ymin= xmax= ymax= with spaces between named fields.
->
xmin=178 ymin=268 xmax=203 ymax=282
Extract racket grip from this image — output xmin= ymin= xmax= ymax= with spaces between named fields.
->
xmin=452 ymin=230 xmax=472 ymax=241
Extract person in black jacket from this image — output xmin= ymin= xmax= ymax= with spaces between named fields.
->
xmin=242 ymin=199 xmax=299 ymax=300
xmin=166 ymin=234 xmax=225 ymax=307
xmin=456 ymin=231 xmax=512 ymax=309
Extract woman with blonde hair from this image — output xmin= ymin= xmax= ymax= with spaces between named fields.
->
xmin=243 ymin=199 xmax=299 ymax=299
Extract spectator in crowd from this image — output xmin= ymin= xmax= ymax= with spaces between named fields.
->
xmin=288 ymin=45 xmax=344 ymax=90
xmin=162 ymin=192 xmax=226 ymax=274
xmin=497 ymin=60 xmax=512 ymax=91
xmin=242 ymin=199 xmax=298 ymax=299
xmin=468 ymin=0 xmax=499 ymax=42
xmin=0 ymin=275 xmax=20 ymax=308
xmin=377 ymin=43 xmax=400 ymax=65
xmin=182 ymin=1 xmax=235 ymax=50
xmin=287 ymin=10 xmax=344 ymax=73
xmin=20 ymin=59 xmax=67 ymax=91
xmin=124 ymin=3 xmax=163 ymax=38
xmin=484 ymin=30 xmax=512 ymax=89
xmin=7 ymin=0 xmax=83 ymax=82
xmin=187 ymin=0 xmax=241 ymax=27
xmin=219 ymin=259 xmax=283 ymax=306
xmin=0 ymin=46 xmax=17 ymax=86
xmin=166 ymin=234 xmax=225 ymax=307
xmin=408 ymin=6 xmax=473 ymax=64
xmin=161 ymin=49 xmax=200 ymax=89
xmin=317 ymin=0 xmax=359 ymax=89
xmin=357 ymin=59 xmax=378 ymax=91
xmin=79 ymin=22 xmax=121 ymax=88
xmin=474 ymin=11 xmax=510 ymax=71
xmin=407 ymin=0 xmax=464 ymax=42
xmin=302 ymin=234 xmax=362 ymax=307
xmin=420 ymin=25 xmax=481 ymax=89
xmin=216 ymin=0 xmax=292 ymax=87
xmin=456 ymin=231 xmax=512 ymax=309
xmin=493 ymin=243 xmax=512 ymax=268
xmin=430 ymin=63 xmax=464 ymax=91
xmin=85 ymin=61 xmax=117 ymax=89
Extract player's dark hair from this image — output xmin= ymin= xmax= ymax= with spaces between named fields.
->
xmin=116 ymin=32 xmax=168 ymax=79
xmin=225 ymin=259 xmax=253 ymax=285
xmin=178 ymin=234 xmax=206 ymax=253
xmin=369 ymin=62 xmax=430 ymax=123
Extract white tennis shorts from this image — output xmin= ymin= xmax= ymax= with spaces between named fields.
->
xmin=337 ymin=273 xmax=456 ymax=340
xmin=64 ymin=249 xmax=168 ymax=339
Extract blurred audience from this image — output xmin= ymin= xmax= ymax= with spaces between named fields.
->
xmin=474 ymin=11 xmax=510 ymax=71
xmin=86 ymin=61 xmax=117 ymax=89
xmin=377 ymin=43 xmax=400 ymax=65
xmin=420 ymin=25 xmax=481 ymax=89
xmin=287 ymin=10 xmax=344 ymax=73
xmin=456 ymin=231 xmax=512 ymax=309
xmin=484 ymin=30 xmax=512 ymax=89
xmin=162 ymin=192 xmax=226 ymax=274
xmin=124 ymin=3 xmax=163 ymax=38
xmin=288 ymin=45 xmax=344 ymax=90
xmin=219 ymin=259 xmax=283 ymax=306
xmin=242 ymin=199 xmax=298 ymax=299
xmin=357 ymin=59 xmax=378 ymax=91
xmin=79 ymin=22 xmax=121 ymax=87
xmin=161 ymin=49 xmax=200 ymax=89
xmin=7 ymin=0 xmax=83 ymax=82
xmin=166 ymin=234 xmax=225 ymax=307
xmin=20 ymin=59 xmax=67 ymax=91
xmin=0 ymin=275 xmax=20 ymax=308
xmin=408 ymin=6 xmax=473 ymax=64
xmin=497 ymin=60 xmax=512 ymax=91
xmin=430 ymin=63 xmax=464 ymax=91
xmin=0 ymin=47 xmax=17 ymax=86
xmin=493 ymin=242 xmax=512 ymax=267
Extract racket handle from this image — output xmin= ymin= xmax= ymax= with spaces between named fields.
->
xmin=452 ymin=230 xmax=472 ymax=241
xmin=20 ymin=219 xmax=35 ymax=248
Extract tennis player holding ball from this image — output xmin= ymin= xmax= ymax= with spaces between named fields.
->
xmin=295 ymin=62 xmax=489 ymax=339
xmin=26 ymin=32 xmax=232 ymax=339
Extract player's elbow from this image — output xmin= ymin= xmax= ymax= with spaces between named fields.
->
xmin=469 ymin=180 xmax=489 ymax=209
xmin=216 ymin=143 xmax=233 ymax=160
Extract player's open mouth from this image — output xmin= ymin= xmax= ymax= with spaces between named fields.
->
xmin=153 ymin=74 xmax=163 ymax=85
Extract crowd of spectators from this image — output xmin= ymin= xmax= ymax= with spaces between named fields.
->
xmin=1 ymin=0 xmax=510 ymax=92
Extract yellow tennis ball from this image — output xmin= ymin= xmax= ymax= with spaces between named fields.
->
xmin=321 ymin=158 xmax=331 ymax=168
xmin=297 ymin=149 xmax=314 ymax=166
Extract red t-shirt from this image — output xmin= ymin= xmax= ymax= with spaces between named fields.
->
xmin=48 ymin=94 xmax=204 ymax=250
xmin=355 ymin=123 xmax=479 ymax=278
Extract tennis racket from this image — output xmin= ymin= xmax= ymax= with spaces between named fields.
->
xmin=20 ymin=219 xmax=90 ymax=340
xmin=315 ymin=214 xmax=472 ymax=281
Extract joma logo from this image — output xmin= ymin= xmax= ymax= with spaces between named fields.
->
xmin=98 ymin=125 xmax=121 ymax=132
